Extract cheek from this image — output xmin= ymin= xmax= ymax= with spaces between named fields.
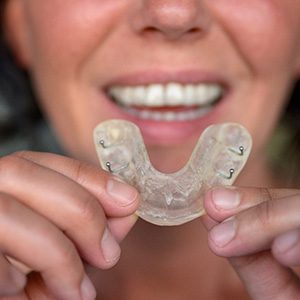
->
xmin=24 ymin=0 xmax=127 ymax=75
xmin=21 ymin=1 xmax=129 ymax=159
xmin=209 ymin=0 xmax=300 ymax=75
xmin=208 ymin=0 xmax=300 ymax=153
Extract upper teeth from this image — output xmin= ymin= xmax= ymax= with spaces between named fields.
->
xmin=108 ymin=83 xmax=223 ymax=107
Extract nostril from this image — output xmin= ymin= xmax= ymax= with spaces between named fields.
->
xmin=188 ymin=28 xmax=200 ymax=34
xmin=141 ymin=26 xmax=162 ymax=39
xmin=144 ymin=26 xmax=159 ymax=33
xmin=142 ymin=26 xmax=202 ymax=40
xmin=145 ymin=26 xmax=200 ymax=34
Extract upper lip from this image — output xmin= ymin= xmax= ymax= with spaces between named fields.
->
xmin=103 ymin=69 xmax=229 ymax=89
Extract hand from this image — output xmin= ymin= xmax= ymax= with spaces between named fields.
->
xmin=203 ymin=186 xmax=300 ymax=299
xmin=0 ymin=151 xmax=139 ymax=300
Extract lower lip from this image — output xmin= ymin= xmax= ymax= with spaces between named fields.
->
xmin=100 ymin=94 xmax=227 ymax=145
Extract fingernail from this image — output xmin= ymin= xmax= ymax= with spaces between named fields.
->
xmin=274 ymin=230 xmax=299 ymax=254
xmin=212 ymin=187 xmax=240 ymax=210
xmin=107 ymin=178 xmax=138 ymax=206
xmin=101 ymin=228 xmax=121 ymax=263
xmin=209 ymin=218 xmax=236 ymax=247
xmin=80 ymin=274 xmax=96 ymax=300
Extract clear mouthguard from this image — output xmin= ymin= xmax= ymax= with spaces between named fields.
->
xmin=94 ymin=119 xmax=252 ymax=226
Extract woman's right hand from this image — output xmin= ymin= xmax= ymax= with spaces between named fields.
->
xmin=0 ymin=151 xmax=140 ymax=300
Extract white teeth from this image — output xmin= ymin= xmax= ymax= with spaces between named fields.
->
xmin=121 ymin=87 xmax=133 ymax=104
xmin=108 ymin=83 xmax=223 ymax=107
xmin=125 ymin=107 xmax=212 ymax=121
xmin=196 ymin=85 xmax=209 ymax=105
xmin=146 ymin=84 xmax=164 ymax=106
xmin=107 ymin=82 xmax=223 ymax=121
xmin=184 ymin=84 xmax=196 ymax=105
xmin=132 ymin=86 xmax=145 ymax=106
xmin=165 ymin=83 xmax=184 ymax=106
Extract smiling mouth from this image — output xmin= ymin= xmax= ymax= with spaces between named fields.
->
xmin=106 ymin=82 xmax=224 ymax=121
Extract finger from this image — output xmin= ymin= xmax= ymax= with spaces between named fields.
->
xmin=25 ymin=272 xmax=95 ymax=300
xmin=204 ymin=187 xmax=300 ymax=299
xmin=0 ymin=254 xmax=26 ymax=296
xmin=25 ymin=272 xmax=56 ymax=300
xmin=0 ymin=155 xmax=122 ymax=268
xmin=0 ymin=193 xmax=95 ymax=300
xmin=108 ymin=214 xmax=139 ymax=242
xmin=201 ymin=214 xmax=218 ymax=231
xmin=204 ymin=186 xmax=300 ymax=223
xmin=272 ymin=229 xmax=300 ymax=267
xmin=206 ymin=189 xmax=300 ymax=257
xmin=1 ymin=291 xmax=28 ymax=300
xmin=13 ymin=151 xmax=140 ymax=216
xmin=230 ymin=251 xmax=300 ymax=299
xmin=25 ymin=272 xmax=57 ymax=300
xmin=6 ymin=256 xmax=32 ymax=275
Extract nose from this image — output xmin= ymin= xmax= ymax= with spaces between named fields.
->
xmin=130 ymin=0 xmax=211 ymax=40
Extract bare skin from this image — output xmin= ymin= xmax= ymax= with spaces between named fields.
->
xmin=1 ymin=0 xmax=300 ymax=299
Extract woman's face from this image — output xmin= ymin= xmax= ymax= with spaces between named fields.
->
xmin=4 ymin=0 xmax=300 ymax=172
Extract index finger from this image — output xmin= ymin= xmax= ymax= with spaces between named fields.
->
xmin=13 ymin=151 xmax=140 ymax=217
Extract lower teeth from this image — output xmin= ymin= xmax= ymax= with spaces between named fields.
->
xmin=123 ymin=106 xmax=212 ymax=121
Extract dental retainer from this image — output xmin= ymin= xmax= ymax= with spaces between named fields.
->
xmin=94 ymin=120 xmax=252 ymax=226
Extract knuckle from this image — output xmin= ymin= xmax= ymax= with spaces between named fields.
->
xmin=72 ymin=160 xmax=101 ymax=187
xmin=43 ymin=229 xmax=80 ymax=266
xmin=0 ymin=154 xmax=19 ymax=170
xmin=72 ymin=160 xmax=87 ymax=185
xmin=72 ymin=160 xmax=107 ymax=197
xmin=0 ymin=154 xmax=28 ymax=181
xmin=10 ymin=150 xmax=30 ymax=159
xmin=256 ymin=199 xmax=276 ymax=228
xmin=0 ymin=194 xmax=16 ymax=216
xmin=47 ymin=237 xmax=83 ymax=277
xmin=32 ymin=225 xmax=81 ymax=271
xmin=230 ymin=251 xmax=269 ymax=270
xmin=74 ymin=194 xmax=103 ymax=225
xmin=259 ymin=187 xmax=275 ymax=202
xmin=55 ymin=239 xmax=80 ymax=267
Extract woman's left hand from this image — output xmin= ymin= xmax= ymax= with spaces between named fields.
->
xmin=203 ymin=186 xmax=300 ymax=299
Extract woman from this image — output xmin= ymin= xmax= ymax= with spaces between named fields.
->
xmin=1 ymin=1 xmax=300 ymax=299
